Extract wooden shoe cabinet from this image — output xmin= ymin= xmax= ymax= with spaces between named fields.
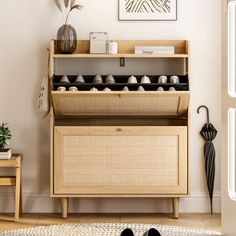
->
xmin=49 ymin=40 xmax=191 ymax=219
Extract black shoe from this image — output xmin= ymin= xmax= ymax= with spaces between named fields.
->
xmin=143 ymin=228 xmax=161 ymax=236
xmin=120 ymin=228 xmax=134 ymax=236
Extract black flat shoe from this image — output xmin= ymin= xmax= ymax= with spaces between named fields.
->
xmin=143 ymin=228 xmax=161 ymax=236
xmin=120 ymin=228 xmax=134 ymax=236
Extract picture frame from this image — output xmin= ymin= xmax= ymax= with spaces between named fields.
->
xmin=119 ymin=0 xmax=177 ymax=21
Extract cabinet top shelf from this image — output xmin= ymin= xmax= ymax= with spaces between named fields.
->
xmin=51 ymin=40 xmax=190 ymax=59
xmin=53 ymin=53 xmax=188 ymax=59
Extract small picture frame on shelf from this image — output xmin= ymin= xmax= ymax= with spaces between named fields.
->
xmin=119 ymin=0 xmax=177 ymax=21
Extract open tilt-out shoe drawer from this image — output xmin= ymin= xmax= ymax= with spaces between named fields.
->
xmin=51 ymin=91 xmax=189 ymax=118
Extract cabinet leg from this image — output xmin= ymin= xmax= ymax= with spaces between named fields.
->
xmin=19 ymin=185 xmax=22 ymax=215
xmin=15 ymin=167 xmax=21 ymax=222
xmin=61 ymin=198 xmax=68 ymax=219
xmin=172 ymin=197 xmax=179 ymax=219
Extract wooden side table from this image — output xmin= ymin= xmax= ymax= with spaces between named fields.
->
xmin=0 ymin=154 xmax=22 ymax=222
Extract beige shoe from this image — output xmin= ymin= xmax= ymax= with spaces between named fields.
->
xmin=137 ymin=86 xmax=145 ymax=91
xmin=157 ymin=87 xmax=164 ymax=91
xmin=158 ymin=75 xmax=167 ymax=84
xmin=90 ymin=87 xmax=98 ymax=91
xmin=103 ymin=87 xmax=111 ymax=91
xmin=122 ymin=86 xmax=129 ymax=91
xmin=127 ymin=75 xmax=138 ymax=83
xmin=169 ymin=86 xmax=176 ymax=91
xmin=69 ymin=86 xmax=78 ymax=92
xmin=140 ymin=75 xmax=151 ymax=84
xmin=60 ymin=75 xmax=70 ymax=83
xmin=93 ymin=74 xmax=103 ymax=84
xmin=105 ymin=74 xmax=115 ymax=84
xmin=170 ymin=75 xmax=179 ymax=84
xmin=57 ymin=86 xmax=66 ymax=91
xmin=75 ymin=74 xmax=85 ymax=83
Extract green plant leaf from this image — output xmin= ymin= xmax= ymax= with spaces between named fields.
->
xmin=0 ymin=122 xmax=11 ymax=148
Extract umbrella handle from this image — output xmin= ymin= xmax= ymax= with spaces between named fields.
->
xmin=197 ymin=105 xmax=210 ymax=123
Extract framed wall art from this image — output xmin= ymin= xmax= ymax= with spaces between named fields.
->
xmin=119 ymin=0 xmax=177 ymax=21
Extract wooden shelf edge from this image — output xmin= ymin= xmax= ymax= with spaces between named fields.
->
xmin=51 ymin=91 xmax=190 ymax=95
xmin=53 ymin=53 xmax=189 ymax=59
xmin=51 ymin=194 xmax=189 ymax=198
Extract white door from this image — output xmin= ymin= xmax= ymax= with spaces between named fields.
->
xmin=222 ymin=1 xmax=236 ymax=235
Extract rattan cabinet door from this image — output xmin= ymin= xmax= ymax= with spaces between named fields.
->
xmin=52 ymin=92 xmax=189 ymax=118
xmin=54 ymin=126 xmax=187 ymax=196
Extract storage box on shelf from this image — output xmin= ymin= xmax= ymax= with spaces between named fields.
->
xmin=49 ymin=40 xmax=190 ymax=219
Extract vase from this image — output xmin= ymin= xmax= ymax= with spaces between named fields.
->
xmin=57 ymin=24 xmax=77 ymax=54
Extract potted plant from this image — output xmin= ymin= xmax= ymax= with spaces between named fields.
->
xmin=53 ymin=0 xmax=83 ymax=54
xmin=0 ymin=122 xmax=12 ymax=159
xmin=0 ymin=122 xmax=11 ymax=150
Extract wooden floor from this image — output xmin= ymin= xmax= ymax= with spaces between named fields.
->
xmin=0 ymin=213 xmax=221 ymax=233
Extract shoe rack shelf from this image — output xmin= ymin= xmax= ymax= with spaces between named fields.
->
xmin=52 ymin=40 xmax=189 ymax=58
xmin=52 ymin=75 xmax=189 ymax=91
xmin=49 ymin=40 xmax=191 ymax=220
xmin=53 ymin=53 xmax=188 ymax=58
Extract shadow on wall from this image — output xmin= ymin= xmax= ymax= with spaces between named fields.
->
xmin=23 ymin=41 xmax=53 ymax=212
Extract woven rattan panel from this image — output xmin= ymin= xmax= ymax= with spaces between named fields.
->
xmin=52 ymin=93 xmax=189 ymax=118
xmin=54 ymin=126 xmax=187 ymax=195
xmin=63 ymin=135 xmax=178 ymax=185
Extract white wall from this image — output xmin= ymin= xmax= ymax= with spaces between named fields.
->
xmin=0 ymin=0 xmax=221 ymax=213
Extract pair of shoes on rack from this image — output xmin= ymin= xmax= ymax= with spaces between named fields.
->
xmin=121 ymin=228 xmax=161 ymax=236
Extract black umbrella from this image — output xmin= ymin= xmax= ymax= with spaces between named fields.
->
xmin=197 ymin=105 xmax=217 ymax=214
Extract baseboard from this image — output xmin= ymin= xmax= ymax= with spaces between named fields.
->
xmin=0 ymin=191 xmax=221 ymax=213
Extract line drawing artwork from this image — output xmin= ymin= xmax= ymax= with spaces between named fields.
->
xmin=125 ymin=0 xmax=171 ymax=13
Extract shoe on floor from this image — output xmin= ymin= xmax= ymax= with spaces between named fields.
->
xmin=143 ymin=228 xmax=161 ymax=236
xmin=120 ymin=228 xmax=134 ymax=236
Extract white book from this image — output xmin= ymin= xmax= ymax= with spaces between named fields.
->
xmin=0 ymin=149 xmax=12 ymax=159
xmin=135 ymin=46 xmax=175 ymax=55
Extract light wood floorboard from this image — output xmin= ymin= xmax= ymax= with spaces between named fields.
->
xmin=0 ymin=213 xmax=221 ymax=233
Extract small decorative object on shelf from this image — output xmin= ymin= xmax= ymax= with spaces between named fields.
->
xmin=108 ymin=41 xmax=118 ymax=54
xmin=90 ymin=32 xmax=108 ymax=54
xmin=0 ymin=122 xmax=12 ymax=159
xmin=53 ymin=0 xmax=83 ymax=54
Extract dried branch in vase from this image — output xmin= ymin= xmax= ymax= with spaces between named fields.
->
xmin=52 ymin=0 xmax=83 ymax=24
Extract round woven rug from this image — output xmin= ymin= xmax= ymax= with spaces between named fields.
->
xmin=0 ymin=223 xmax=221 ymax=236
